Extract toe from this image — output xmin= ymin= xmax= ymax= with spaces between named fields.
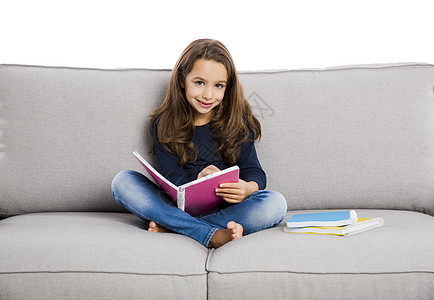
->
xmin=148 ymin=221 xmax=157 ymax=232
xmin=227 ymin=221 xmax=236 ymax=229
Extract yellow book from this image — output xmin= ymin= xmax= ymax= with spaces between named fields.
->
xmin=284 ymin=218 xmax=384 ymax=236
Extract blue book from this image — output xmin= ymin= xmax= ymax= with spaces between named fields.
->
xmin=286 ymin=210 xmax=358 ymax=228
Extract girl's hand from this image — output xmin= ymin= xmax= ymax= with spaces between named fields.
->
xmin=197 ymin=165 xmax=221 ymax=179
xmin=216 ymin=179 xmax=259 ymax=203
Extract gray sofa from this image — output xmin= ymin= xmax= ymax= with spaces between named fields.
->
xmin=1 ymin=63 xmax=433 ymax=299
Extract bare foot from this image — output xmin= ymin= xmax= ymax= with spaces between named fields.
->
xmin=148 ymin=221 xmax=171 ymax=233
xmin=208 ymin=221 xmax=243 ymax=248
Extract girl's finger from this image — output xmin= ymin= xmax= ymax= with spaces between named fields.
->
xmin=223 ymin=196 xmax=243 ymax=203
xmin=216 ymin=187 xmax=239 ymax=195
xmin=206 ymin=165 xmax=220 ymax=172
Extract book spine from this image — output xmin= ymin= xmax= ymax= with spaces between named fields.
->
xmin=177 ymin=188 xmax=185 ymax=211
xmin=349 ymin=210 xmax=358 ymax=224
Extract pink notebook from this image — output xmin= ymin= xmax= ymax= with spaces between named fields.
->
xmin=133 ymin=151 xmax=239 ymax=215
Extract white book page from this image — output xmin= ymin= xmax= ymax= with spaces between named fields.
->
xmin=133 ymin=151 xmax=178 ymax=190
xmin=180 ymin=165 xmax=240 ymax=189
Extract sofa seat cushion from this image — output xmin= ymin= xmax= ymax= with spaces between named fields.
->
xmin=206 ymin=209 xmax=434 ymax=300
xmin=0 ymin=212 xmax=208 ymax=299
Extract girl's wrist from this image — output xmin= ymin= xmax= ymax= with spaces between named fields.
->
xmin=246 ymin=181 xmax=259 ymax=196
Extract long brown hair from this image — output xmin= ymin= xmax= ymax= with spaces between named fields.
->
xmin=150 ymin=39 xmax=261 ymax=166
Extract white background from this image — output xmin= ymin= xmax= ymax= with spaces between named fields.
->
xmin=1 ymin=0 xmax=433 ymax=70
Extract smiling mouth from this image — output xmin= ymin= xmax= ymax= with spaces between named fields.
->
xmin=196 ymin=99 xmax=213 ymax=107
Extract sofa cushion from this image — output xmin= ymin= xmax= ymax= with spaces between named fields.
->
xmin=0 ymin=212 xmax=208 ymax=299
xmin=240 ymin=63 xmax=434 ymax=216
xmin=206 ymin=209 xmax=434 ymax=299
xmin=0 ymin=65 xmax=171 ymax=216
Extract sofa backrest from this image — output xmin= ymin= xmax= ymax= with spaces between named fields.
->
xmin=1 ymin=63 xmax=434 ymax=217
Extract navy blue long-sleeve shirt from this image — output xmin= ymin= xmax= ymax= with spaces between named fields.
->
xmin=152 ymin=121 xmax=267 ymax=190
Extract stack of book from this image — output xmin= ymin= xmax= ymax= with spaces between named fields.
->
xmin=284 ymin=210 xmax=384 ymax=236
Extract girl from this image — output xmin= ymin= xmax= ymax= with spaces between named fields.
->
xmin=111 ymin=39 xmax=287 ymax=248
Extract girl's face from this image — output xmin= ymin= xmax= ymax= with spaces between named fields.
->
xmin=184 ymin=59 xmax=228 ymax=126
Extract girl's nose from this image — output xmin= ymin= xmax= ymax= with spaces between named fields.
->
xmin=202 ymin=87 xmax=212 ymax=100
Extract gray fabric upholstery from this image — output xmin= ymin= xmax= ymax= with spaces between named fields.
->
xmin=0 ymin=212 xmax=208 ymax=299
xmin=2 ymin=210 xmax=432 ymax=299
xmin=1 ymin=273 xmax=206 ymax=300
xmin=207 ymin=209 xmax=434 ymax=299
xmin=208 ymin=272 xmax=432 ymax=300
xmin=1 ymin=64 xmax=434 ymax=217
xmin=208 ymin=210 xmax=434 ymax=273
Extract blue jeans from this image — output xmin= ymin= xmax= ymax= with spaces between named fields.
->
xmin=111 ymin=170 xmax=287 ymax=247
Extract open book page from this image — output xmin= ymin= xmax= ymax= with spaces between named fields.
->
xmin=181 ymin=165 xmax=239 ymax=188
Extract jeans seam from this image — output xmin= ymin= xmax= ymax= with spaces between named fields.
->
xmin=204 ymin=227 xmax=218 ymax=247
